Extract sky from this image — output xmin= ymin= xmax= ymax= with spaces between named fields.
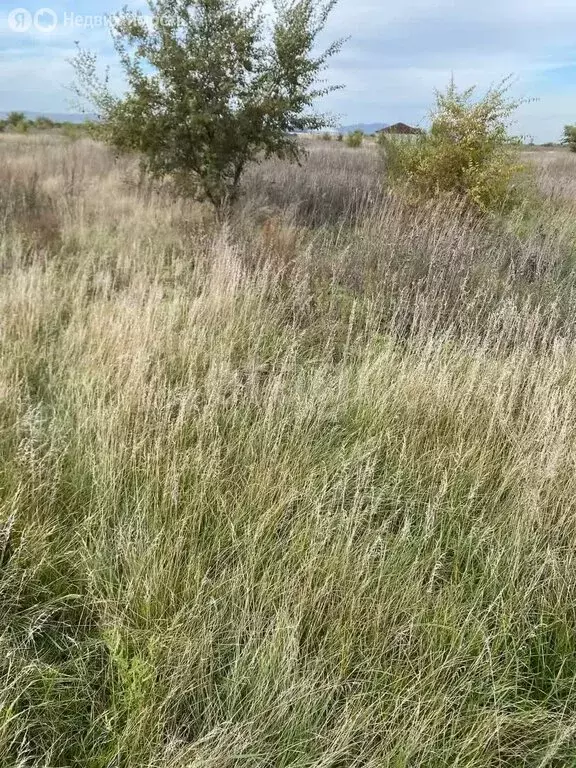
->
xmin=0 ymin=0 xmax=575 ymax=142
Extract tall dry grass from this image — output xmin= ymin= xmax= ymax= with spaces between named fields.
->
xmin=2 ymin=136 xmax=576 ymax=766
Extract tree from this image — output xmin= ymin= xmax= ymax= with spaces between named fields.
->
xmin=383 ymin=78 xmax=526 ymax=212
xmin=562 ymin=125 xmax=576 ymax=152
xmin=34 ymin=116 xmax=56 ymax=130
xmin=71 ymin=0 xmax=343 ymax=211
xmin=6 ymin=111 xmax=26 ymax=127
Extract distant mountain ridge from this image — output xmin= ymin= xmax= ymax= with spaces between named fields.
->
xmin=339 ymin=122 xmax=389 ymax=135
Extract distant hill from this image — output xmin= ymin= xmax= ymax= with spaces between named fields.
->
xmin=339 ymin=122 xmax=389 ymax=135
xmin=0 ymin=111 xmax=96 ymax=124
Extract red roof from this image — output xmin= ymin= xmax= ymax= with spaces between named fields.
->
xmin=378 ymin=123 xmax=422 ymax=135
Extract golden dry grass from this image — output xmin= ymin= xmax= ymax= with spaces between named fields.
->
xmin=1 ymin=136 xmax=576 ymax=766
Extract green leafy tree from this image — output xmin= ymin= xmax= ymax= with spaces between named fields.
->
xmin=383 ymin=78 xmax=527 ymax=211
xmin=6 ymin=111 xmax=26 ymax=127
xmin=34 ymin=116 xmax=56 ymax=130
xmin=562 ymin=125 xmax=576 ymax=152
xmin=71 ymin=0 xmax=343 ymax=211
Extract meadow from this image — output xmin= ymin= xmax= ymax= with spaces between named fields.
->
xmin=2 ymin=133 xmax=576 ymax=766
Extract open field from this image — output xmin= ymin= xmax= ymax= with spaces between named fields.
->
xmin=2 ymin=135 xmax=576 ymax=766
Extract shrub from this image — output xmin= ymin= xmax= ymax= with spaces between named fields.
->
xmin=562 ymin=125 xmax=576 ymax=152
xmin=34 ymin=116 xmax=56 ymax=130
xmin=345 ymin=130 xmax=363 ymax=148
xmin=13 ymin=120 xmax=30 ymax=134
xmin=336 ymin=132 xmax=343 ymax=142
xmin=321 ymin=132 xmax=333 ymax=141
xmin=71 ymin=0 xmax=343 ymax=212
xmin=6 ymin=111 xmax=26 ymax=127
xmin=61 ymin=123 xmax=84 ymax=141
xmin=376 ymin=130 xmax=388 ymax=148
xmin=383 ymin=78 xmax=526 ymax=211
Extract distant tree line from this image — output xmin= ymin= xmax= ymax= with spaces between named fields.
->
xmin=0 ymin=111 xmax=98 ymax=138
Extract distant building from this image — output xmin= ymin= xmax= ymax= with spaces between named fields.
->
xmin=376 ymin=123 xmax=423 ymax=136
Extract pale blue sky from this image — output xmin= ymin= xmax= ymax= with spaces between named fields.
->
xmin=1 ymin=0 xmax=575 ymax=142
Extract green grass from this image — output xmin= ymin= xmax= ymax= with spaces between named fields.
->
xmin=2 ymin=137 xmax=576 ymax=766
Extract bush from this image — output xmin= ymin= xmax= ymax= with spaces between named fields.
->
xmin=61 ymin=123 xmax=84 ymax=141
xmin=13 ymin=120 xmax=30 ymax=134
xmin=346 ymin=130 xmax=363 ymax=148
xmin=562 ymin=125 xmax=576 ymax=152
xmin=376 ymin=130 xmax=389 ymax=148
xmin=336 ymin=132 xmax=343 ymax=142
xmin=6 ymin=111 xmax=25 ymax=127
xmin=34 ymin=116 xmax=56 ymax=130
xmin=383 ymin=79 xmax=526 ymax=211
xmin=321 ymin=132 xmax=333 ymax=141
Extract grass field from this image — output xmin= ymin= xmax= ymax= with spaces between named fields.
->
xmin=2 ymin=135 xmax=576 ymax=766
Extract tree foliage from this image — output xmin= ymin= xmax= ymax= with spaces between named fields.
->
xmin=383 ymin=78 xmax=527 ymax=212
xmin=71 ymin=0 xmax=343 ymax=210
xmin=345 ymin=129 xmax=363 ymax=148
xmin=6 ymin=111 xmax=26 ymax=127
xmin=34 ymin=116 xmax=56 ymax=130
xmin=562 ymin=125 xmax=576 ymax=153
